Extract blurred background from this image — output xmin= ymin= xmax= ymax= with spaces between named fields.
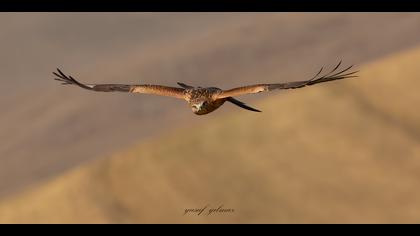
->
xmin=0 ymin=13 xmax=420 ymax=223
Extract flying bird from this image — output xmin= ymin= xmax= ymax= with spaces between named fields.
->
xmin=53 ymin=61 xmax=358 ymax=115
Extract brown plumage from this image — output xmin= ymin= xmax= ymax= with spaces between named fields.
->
xmin=53 ymin=61 xmax=358 ymax=115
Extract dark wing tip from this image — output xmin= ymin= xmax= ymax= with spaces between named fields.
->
xmin=307 ymin=61 xmax=359 ymax=85
xmin=52 ymin=68 xmax=93 ymax=90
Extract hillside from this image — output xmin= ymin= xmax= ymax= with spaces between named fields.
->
xmin=0 ymin=46 xmax=419 ymax=223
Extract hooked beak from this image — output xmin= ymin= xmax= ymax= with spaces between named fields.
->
xmin=192 ymin=103 xmax=204 ymax=112
xmin=192 ymin=104 xmax=201 ymax=111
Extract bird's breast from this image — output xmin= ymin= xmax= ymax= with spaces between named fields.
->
xmin=193 ymin=99 xmax=227 ymax=115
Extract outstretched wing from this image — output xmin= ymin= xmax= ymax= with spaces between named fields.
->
xmin=216 ymin=61 xmax=358 ymax=99
xmin=53 ymin=68 xmax=186 ymax=99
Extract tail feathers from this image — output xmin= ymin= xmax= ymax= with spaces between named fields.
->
xmin=227 ymin=97 xmax=261 ymax=112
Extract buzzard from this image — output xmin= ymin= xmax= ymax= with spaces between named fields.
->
xmin=53 ymin=61 xmax=357 ymax=115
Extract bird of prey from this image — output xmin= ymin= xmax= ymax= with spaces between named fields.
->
xmin=53 ymin=61 xmax=357 ymax=115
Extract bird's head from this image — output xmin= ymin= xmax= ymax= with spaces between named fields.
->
xmin=190 ymin=100 xmax=209 ymax=114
